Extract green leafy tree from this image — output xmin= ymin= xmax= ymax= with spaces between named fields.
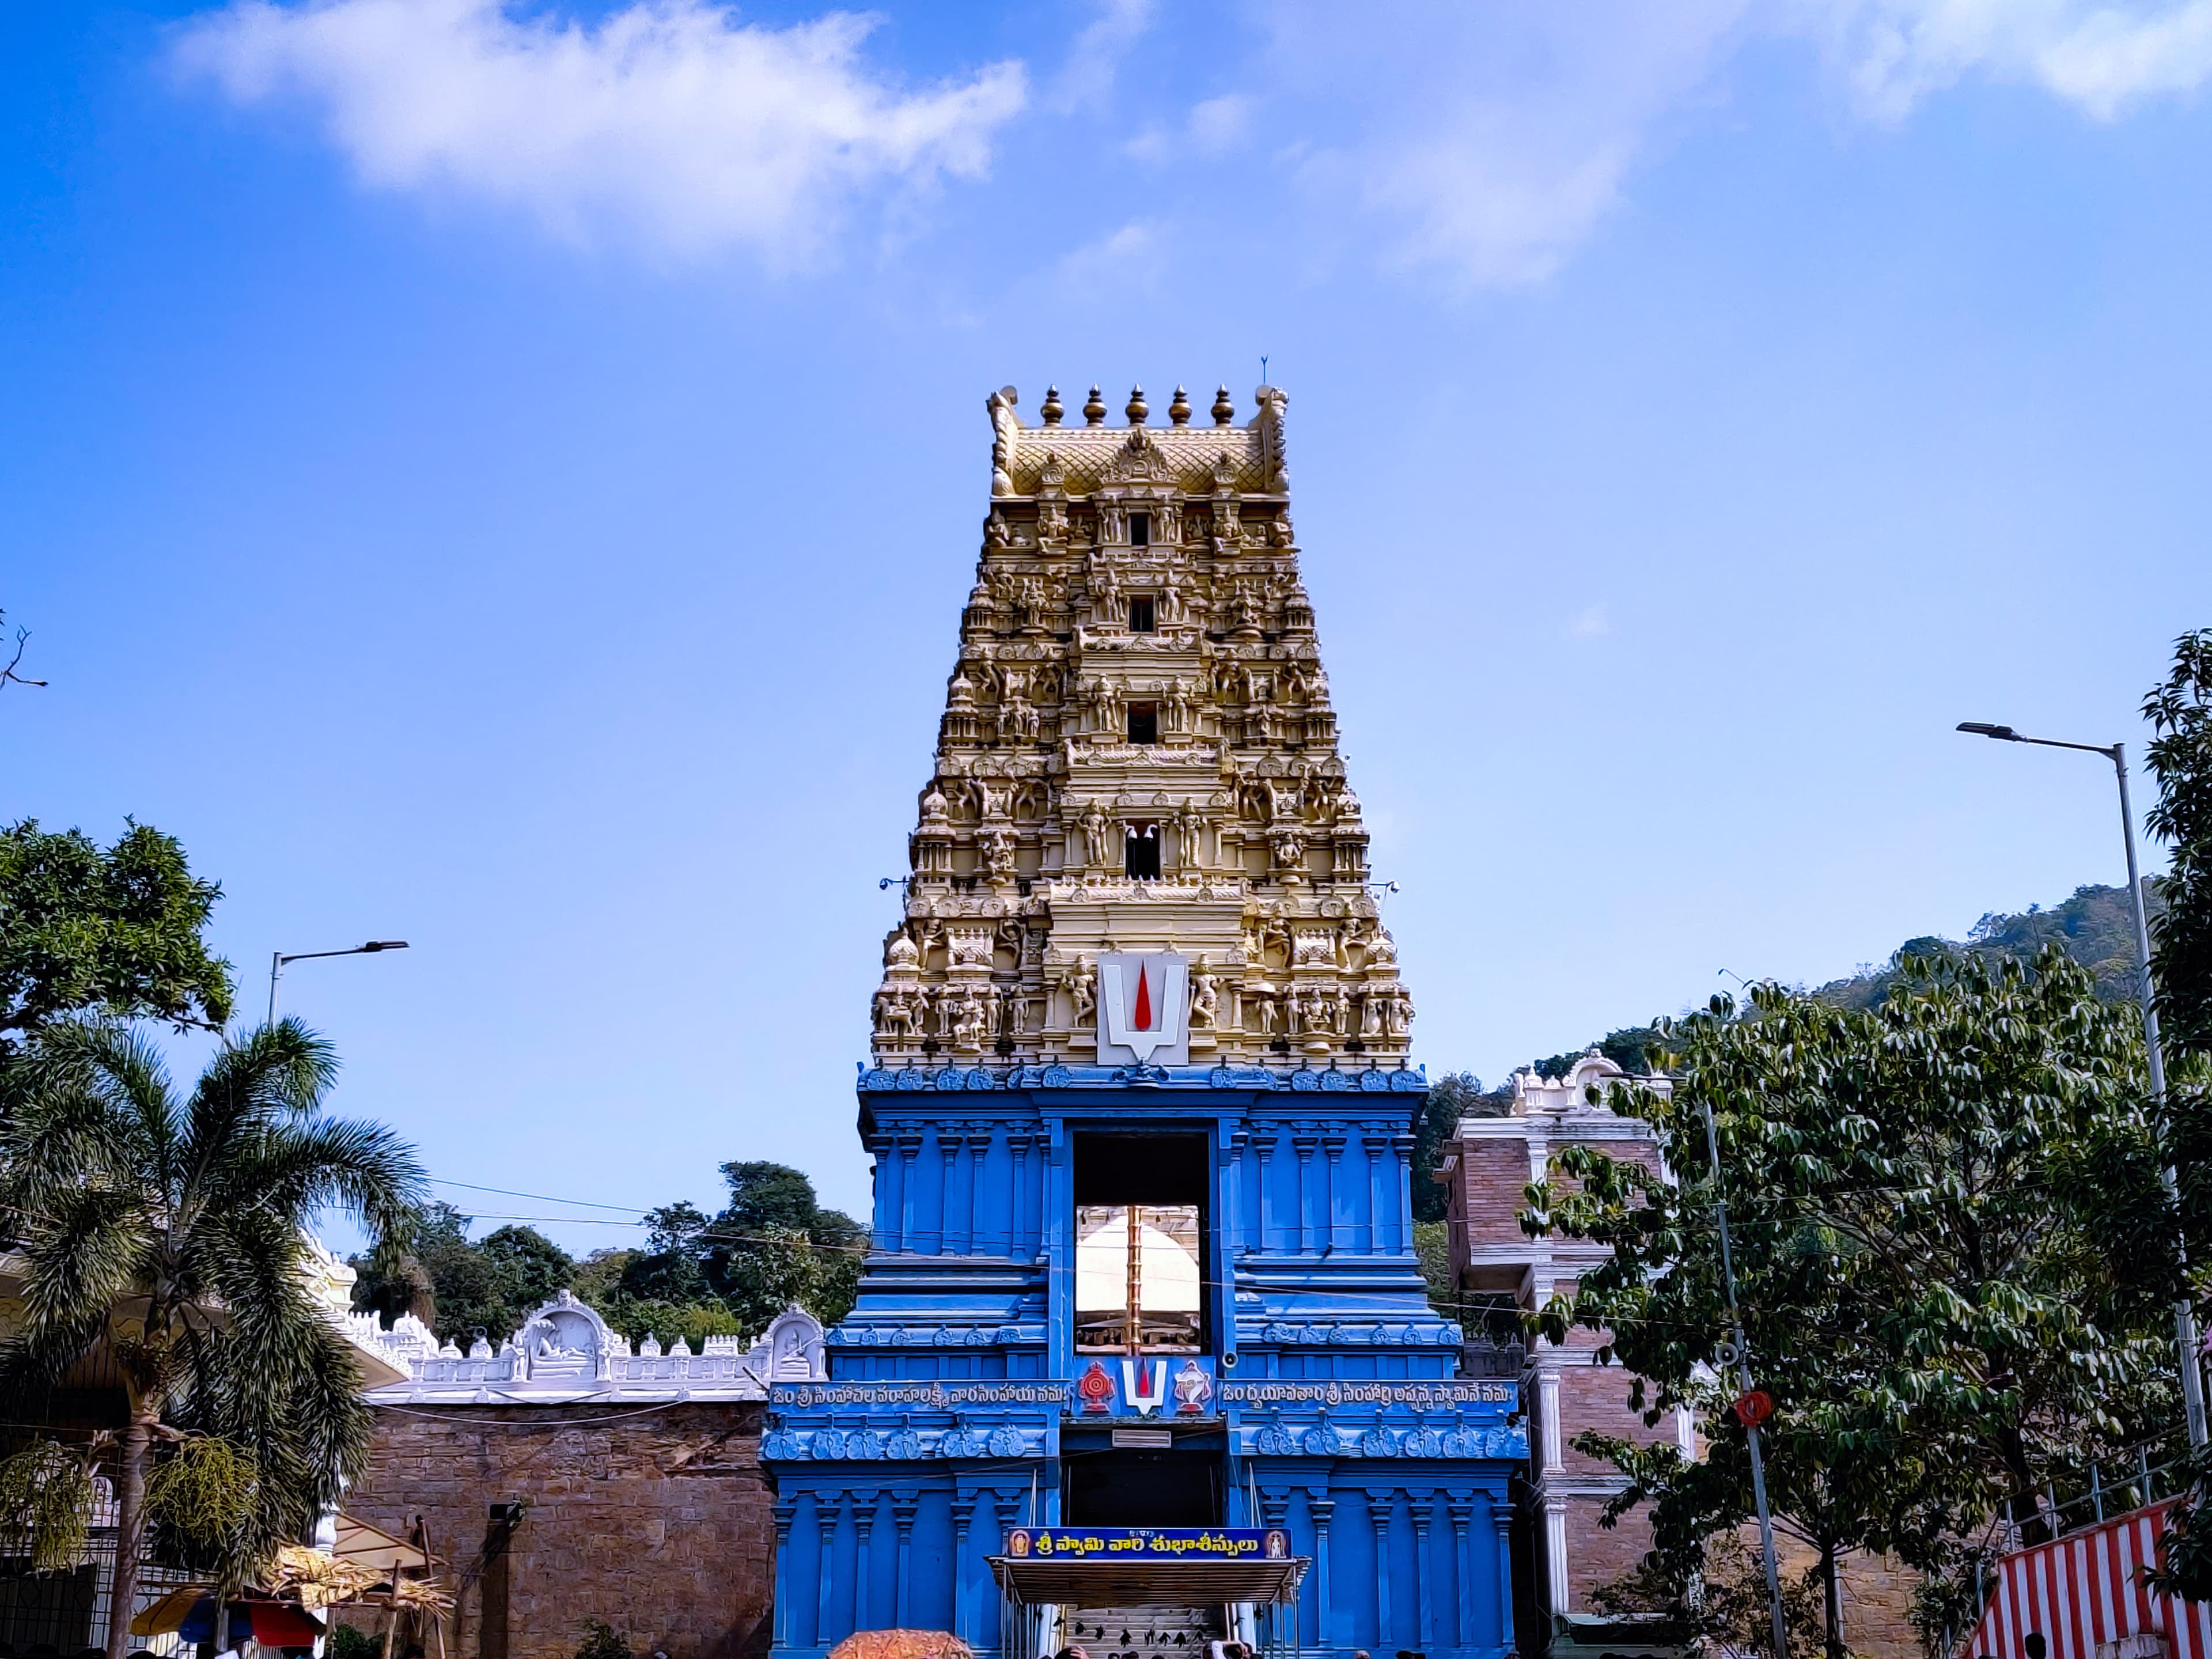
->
xmin=1410 ymin=1218 xmax=1522 ymax=1342
xmin=1527 ymin=950 xmax=2177 ymax=1656
xmin=569 ymin=1247 xmax=637 ymax=1309
xmin=1813 ymin=885 xmax=2162 ymax=1013
xmin=0 ymin=1018 xmax=424 ymax=1659
xmin=2148 ymin=628 xmax=2212 ymax=1059
xmin=703 ymin=1161 xmax=866 ymax=1329
xmin=618 ymin=1202 xmax=715 ymax=1304
xmin=1411 ymin=1072 xmax=1505 ymax=1222
xmin=1536 ymin=1027 xmax=1664 ymax=1080
xmin=478 ymin=1225 xmax=574 ymax=1323
xmin=803 ymin=1207 xmax=868 ymax=1329
xmin=715 ymin=1160 xmax=827 ymax=1232
xmin=588 ymin=1202 xmax=736 ymax=1346
xmin=2124 ymin=628 xmax=2212 ymax=1601
xmin=353 ymin=1205 xmax=572 ymax=1346
xmin=0 ymin=820 xmax=234 ymax=1051
xmin=575 ymin=1619 xmax=632 ymax=1659
xmin=717 ymin=1226 xmax=832 ymax=1336
xmin=1590 ymin=1531 xmax=1827 ymax=1659
xmin=598 ymin=1298 xmax=743 ymax=1350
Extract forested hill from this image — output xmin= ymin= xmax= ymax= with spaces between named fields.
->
xmin=1531 ymin=881 xmax=2155 ymax=1078
xmin=1809 ymin=881 xmax=2154 ymax=1011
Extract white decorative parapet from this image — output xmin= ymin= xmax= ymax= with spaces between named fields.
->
xmin=340 ymin=1308 xmax=429 ymax=1385
xmin=360 ymin=1291 xmax=827 ymax=1404
xmin=300 ymin=1233 xmax=429 ymax=1391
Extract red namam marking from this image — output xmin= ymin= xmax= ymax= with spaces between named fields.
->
xmin=1132 ymin=961 xmax=1153 ymax=1030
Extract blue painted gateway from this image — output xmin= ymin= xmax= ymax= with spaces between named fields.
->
xmin=763 ymin=384 xmax=1522 ymax=1658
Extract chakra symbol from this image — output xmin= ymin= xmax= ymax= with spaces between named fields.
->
xmin=1078 ymin=1359 xmax=1116 ymax=1414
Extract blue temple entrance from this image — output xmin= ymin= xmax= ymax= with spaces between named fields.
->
xmin=762 ymin=1066 xmax=1522 ymax=1659
xmin=763 ymin=381 xmax=1523 ymax=1657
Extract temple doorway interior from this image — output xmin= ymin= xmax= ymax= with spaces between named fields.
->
xmin=1056 ymin=1605 xmax=1226 ymax=1659
xmin=1074 ymin=1132 xmax=1209 ymax=1352
xmin=1065 ymin=1446 xmax=1224 ymax=1526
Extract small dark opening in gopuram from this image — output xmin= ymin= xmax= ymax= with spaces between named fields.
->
xmin=1066 ymin=1446 xmax=1221 ymax=1527
xmin=1124 ymin=821 xmax=1161 ymax=878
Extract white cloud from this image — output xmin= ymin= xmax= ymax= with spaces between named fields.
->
xmin=1568 ymin=604 xmax=1613 ymax=639
xmin=173 ymin=0 xmax=1027 ymax=263
xmin=1241 ymin=0 xmax=2212 ymax=287
xmin=1188 ymin=93 xmax=1253 ymax=154
xmin=1123 ymin=92 xmax=1253 ymax=165
xmin=169 ymin=0 xmax=2212 ymax=285
xmin=1802 ymin=0 xmax=2212 ymax=122
xmin=1051 ymin=0 xmax=1157 ymax=113
xmin=1253 ymin=2 xmax=1756 ymax=287
xmin=1055 ymin=217 xmax=1164 ymax=294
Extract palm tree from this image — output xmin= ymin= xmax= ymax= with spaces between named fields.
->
xmin=0 ymin=1017 xmax=425 ymax=1659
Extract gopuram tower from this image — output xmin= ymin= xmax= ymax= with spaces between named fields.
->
xmin=763 ymin=385 xmax=1522 ymax=1659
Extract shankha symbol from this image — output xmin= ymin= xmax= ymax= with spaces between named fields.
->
xmin=1099 ymin=952 xmax=1188 ymax=1063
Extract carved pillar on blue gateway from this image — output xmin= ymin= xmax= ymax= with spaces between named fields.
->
xmin=759 ymin=1071 xmax=1529 ymax=1659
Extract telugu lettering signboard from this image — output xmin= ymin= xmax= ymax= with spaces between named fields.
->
xmin=1002 ymin=1528 xmax=1291 ymax=1561
xmin=766 ymin=1377 xmax=1516 ymax=1411
xmin=1215 ymin=1380 xmax=1514 ymax=1407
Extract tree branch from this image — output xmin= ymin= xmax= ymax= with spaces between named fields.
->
xmin=1 ymin=623 xmax=47 ymax=691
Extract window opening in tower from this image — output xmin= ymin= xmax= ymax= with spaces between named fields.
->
xmin=1124 ymin=820 xmax=1160 ymax=880
xmin=1073 ymin=1133 xmax=1205 ymax=1354
xmin=1127 ymin=702 xmax=1158 ymax=744
xmin=1127 ymin=594 xmax=1156 ymax=633
xmin=1130 ymin=512 xmax=1150 ymax=547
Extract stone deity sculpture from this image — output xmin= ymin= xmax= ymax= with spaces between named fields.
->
xmin=1190 ymin=961 xmax=1219 ymax=1031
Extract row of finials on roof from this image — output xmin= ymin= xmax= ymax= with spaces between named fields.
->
xmin=1032 ymin=384 xmax=1243 ymax=428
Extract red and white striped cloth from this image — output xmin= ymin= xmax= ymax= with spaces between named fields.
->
xmin=1960 ymin=1499 xmax=2212 ymax=1659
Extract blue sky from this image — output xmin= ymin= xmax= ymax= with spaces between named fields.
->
xmin=6 ymin=0 xmax=2212 ymax=1246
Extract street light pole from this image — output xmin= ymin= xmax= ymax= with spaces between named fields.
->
xmin=267 ymin=940 xmax=410 ymax=1025
xmin=1702 ymin=1097 xmax=1793 ymax=1659
xmin=1957 ymin=721 xmax=2208 ymax=1449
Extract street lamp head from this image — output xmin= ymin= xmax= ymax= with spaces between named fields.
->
xmin=361 ymin=941 xmax=409 ymax=952
xmin=1956 ymin=722 xmax=2020 ymax=741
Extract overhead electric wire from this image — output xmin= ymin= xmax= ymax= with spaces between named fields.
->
xmin=427 ymin=1177 xmax=649 ymax=1214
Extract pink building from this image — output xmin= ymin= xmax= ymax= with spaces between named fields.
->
xmin=1434 ymin=1050 xmax=1690 ymax=1659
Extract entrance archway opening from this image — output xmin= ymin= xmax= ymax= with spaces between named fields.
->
xmin=1066 ymin=1447 xmax=1221 ymax=1527
xmin=1073 ymin=1134 xmax=1207 ymax=1353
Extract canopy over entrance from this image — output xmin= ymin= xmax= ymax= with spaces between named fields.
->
xmin=990 ymin=1529 xmax=1306 ymax=1607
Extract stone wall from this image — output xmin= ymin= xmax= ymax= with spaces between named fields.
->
xmin=342 ymin=1402 xmax=772 ymax=1659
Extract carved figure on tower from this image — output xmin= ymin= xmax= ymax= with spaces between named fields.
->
xmin=868 ymin=382 xmax=1412 ymax=1068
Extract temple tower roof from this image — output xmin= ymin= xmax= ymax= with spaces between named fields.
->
xmin=869 ymin=383 xmax=1411 ymax=1071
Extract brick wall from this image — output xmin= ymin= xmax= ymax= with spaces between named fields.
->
xmin=1452 ymin=1142 xmax=1534 ymax=1264
xmin=1551 ymin=1350 xmax=1657 ymax=1479
xmin=340 ymin=1402 xmax=773 ymax=1659
xmin=1770 ymin=1532 xmax=1922 ymax=1659
xmin=1541 ymin=1344 xmax=1672 ymax=1613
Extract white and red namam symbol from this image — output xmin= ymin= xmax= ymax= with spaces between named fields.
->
xmin=1097 ymin=952 xmax=1190 ymax=1064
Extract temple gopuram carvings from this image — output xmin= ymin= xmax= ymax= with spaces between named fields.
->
xmin=873 ymin=382 xmax=1411 ymax=1070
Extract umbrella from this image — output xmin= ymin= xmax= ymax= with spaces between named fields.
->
xmin=130 ymin=1588 xmax=211 ymax=1638
xmin=246 ymin=1602 xmax=325 ymax=1645
xmin=134 ymin=1593 xmax=324 ymax=1645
